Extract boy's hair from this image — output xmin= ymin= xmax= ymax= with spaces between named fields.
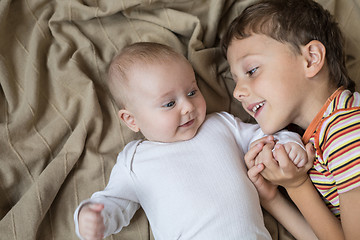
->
xmin=108 ymin=42 xmax=186 ymax=109
xmin=222 ymin=0 xmax=355 ymax=92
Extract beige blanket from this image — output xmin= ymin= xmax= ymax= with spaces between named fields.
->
xmin=1 ymin=0 xmax=359 ymax=239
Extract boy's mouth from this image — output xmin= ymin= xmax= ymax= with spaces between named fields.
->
xmin=248 ymin=101 xmax=265 ymax=114
xmin=180 ymin=119 xmax=194 ymax=127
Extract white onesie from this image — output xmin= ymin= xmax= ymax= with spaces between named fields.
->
xmin=74 ymin=112 xmax=303 ymax=240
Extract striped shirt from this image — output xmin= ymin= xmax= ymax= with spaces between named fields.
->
xmin=302 ymin=88 xmax=360 ymax=218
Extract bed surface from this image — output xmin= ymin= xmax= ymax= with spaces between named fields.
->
xmin=1 ymin=0 xmax=359 ymax=239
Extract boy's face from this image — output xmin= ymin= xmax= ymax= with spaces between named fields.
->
xmin=227 ymin=34 xmax=309 ymax=134
xmin=124 ymin=59 xmax=207 ymax=143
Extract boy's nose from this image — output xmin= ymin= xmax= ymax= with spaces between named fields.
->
xmin=233 ymin=82 xmax=249 ymax=102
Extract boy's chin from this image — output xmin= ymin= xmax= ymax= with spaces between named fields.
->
xmin=259 ymin=124 xmax=280 ymax=135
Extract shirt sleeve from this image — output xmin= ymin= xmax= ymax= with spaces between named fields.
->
xmin=74 ymin=143 xmax=140 ymax=239
xmin=322 ymin=109 xmax=360 ymax=194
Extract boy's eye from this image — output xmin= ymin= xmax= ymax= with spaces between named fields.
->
xmin=163 ymin=101 xmax=175 ymax=108
xmin=246 ymin=67 xmax=258 ymax=76
xmin=188 ymin=90 xmax=196 ymax=97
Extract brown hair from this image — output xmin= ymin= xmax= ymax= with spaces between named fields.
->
xmin=222 ymin=0 xmax=355 ymax=91
xmin=108 ymin=42 xmax=186 ymax=108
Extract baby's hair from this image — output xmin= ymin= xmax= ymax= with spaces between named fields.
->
xmin=222 ymin=0 xmax=355 ymax=92
xmin=108 ymin=42 xmax=186 ymax=109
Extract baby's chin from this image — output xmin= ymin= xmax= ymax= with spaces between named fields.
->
xmin=174 ymin=129 xmax=200 ymax=143
xmin=149 ymin=132 xmax=197 ymax=143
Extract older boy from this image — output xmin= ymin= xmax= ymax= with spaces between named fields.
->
xmin=223 ymin=0 xmax=360 ymax=239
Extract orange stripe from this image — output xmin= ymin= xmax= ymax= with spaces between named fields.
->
xmin=339 ymin=177 xmax=360 ymax=190
xmin=329 ymin=142 xmax=360 ymax=161
xmin=332 ymin=159 xmax=360 ymax=176
xmin=320 ymin=109 xmax=360 ymax=147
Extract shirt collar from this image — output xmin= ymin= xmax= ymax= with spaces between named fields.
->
xmin=302 ymin=87 xmax=344 ymax=143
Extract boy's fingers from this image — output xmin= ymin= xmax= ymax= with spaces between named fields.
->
xmin=258 ymin=143 xmax=277 ymax=166
xmin=247 ymin=164 xmax=265 ymax=188
xmin=248 ymin=164 xmax=265 ymax=181
xmin=305 ymin=143 xmax=315 ymax=170
xmin=245 ymin=143 xmax=263 ymax=168
xmin=273 ymin=144 xmax=293 ymax=170
xmin=250 ymin=135 xmax=274 ymax=148
xmin=305 ymin=142 xmax=315 ymax=160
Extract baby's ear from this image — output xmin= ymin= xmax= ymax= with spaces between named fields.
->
xmin=302 ymin=40 xmax=326 ymax=78
xmin=118 ymin=109 xmax=140 ymax=132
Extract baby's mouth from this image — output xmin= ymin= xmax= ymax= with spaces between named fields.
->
xmin=180 ymin=119 xmax=194 ymax=127
xmin=249 ymin=101 xmax=265 ymax=114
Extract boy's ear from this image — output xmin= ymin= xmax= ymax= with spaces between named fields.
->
xmin=302 ymin=40 xmax=326 ymax=78
xmin=118 ymin=109 xmax=140 ymax=132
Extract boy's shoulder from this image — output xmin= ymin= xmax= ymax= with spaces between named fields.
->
xmin=322 ymin=89 xmax=360 ymax=122
xmin=319 ymin=90 xmax=360 ymax=141
xmin=331 ymin=89 xmax=360 ymax=112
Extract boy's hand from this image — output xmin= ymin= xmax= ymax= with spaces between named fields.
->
xmin=249 ymin=135 xmax=276 ymax=150
xmin=260 ymin=143 xmax=315 ymax=189
xmin=245 ymin=141 xmax=278 ymax=203
xmin=78 ymin=203 xmax=105 ymax=240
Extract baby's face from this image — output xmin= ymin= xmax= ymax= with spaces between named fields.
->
xmin=126 ymin=59 xmax=207 ymax=143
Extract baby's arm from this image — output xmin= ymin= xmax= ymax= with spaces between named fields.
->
xmin=74 ymin=143 xmax=141 ymax=239
xmin=78 ymin=203 xmax=105 ymax=240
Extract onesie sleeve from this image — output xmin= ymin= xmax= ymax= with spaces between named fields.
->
xmin=74 ymin=142 xmax=141 ymax=239
xmin=273 ymin=130 xmax=305 ymax=150
xmin=215 ymin=112 xmax=264 ymax=154
xmin=228 ymin=112 xmax=304 ymax=153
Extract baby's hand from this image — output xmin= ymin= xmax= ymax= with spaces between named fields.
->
xmin=78 ymin=203 xmax=105 ymax=240
xmin=282 ymin=142 xmax=307 ymax=168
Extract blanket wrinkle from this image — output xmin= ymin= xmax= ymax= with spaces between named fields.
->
xmin=0 ymin=0 xmax=359 ymax=239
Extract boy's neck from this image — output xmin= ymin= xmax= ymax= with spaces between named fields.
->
xmin=298 ymin=81 xmax=338 ymax=130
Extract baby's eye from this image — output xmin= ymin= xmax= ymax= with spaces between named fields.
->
xmin=188 ymin=90 xmax=197 ymax=97
xmin=246 ymin=67 xmax=258 ymax=76
xmin=163 ymin=101 xmax=175 ymax=108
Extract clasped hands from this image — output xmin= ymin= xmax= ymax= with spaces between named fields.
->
xmin=245 ymin=135 xmax=315 ymax=202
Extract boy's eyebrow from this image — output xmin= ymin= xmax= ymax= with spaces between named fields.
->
xmin=232 ymin=53 xmax=263 ymax=69
xmin=236 ymin=53 xmax=261 ymax=61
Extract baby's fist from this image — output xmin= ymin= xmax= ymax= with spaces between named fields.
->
xmin=78 ymin=203 xmax=105 ymax=240
xmin=282 ymin=142 xmax=307 ymax=168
